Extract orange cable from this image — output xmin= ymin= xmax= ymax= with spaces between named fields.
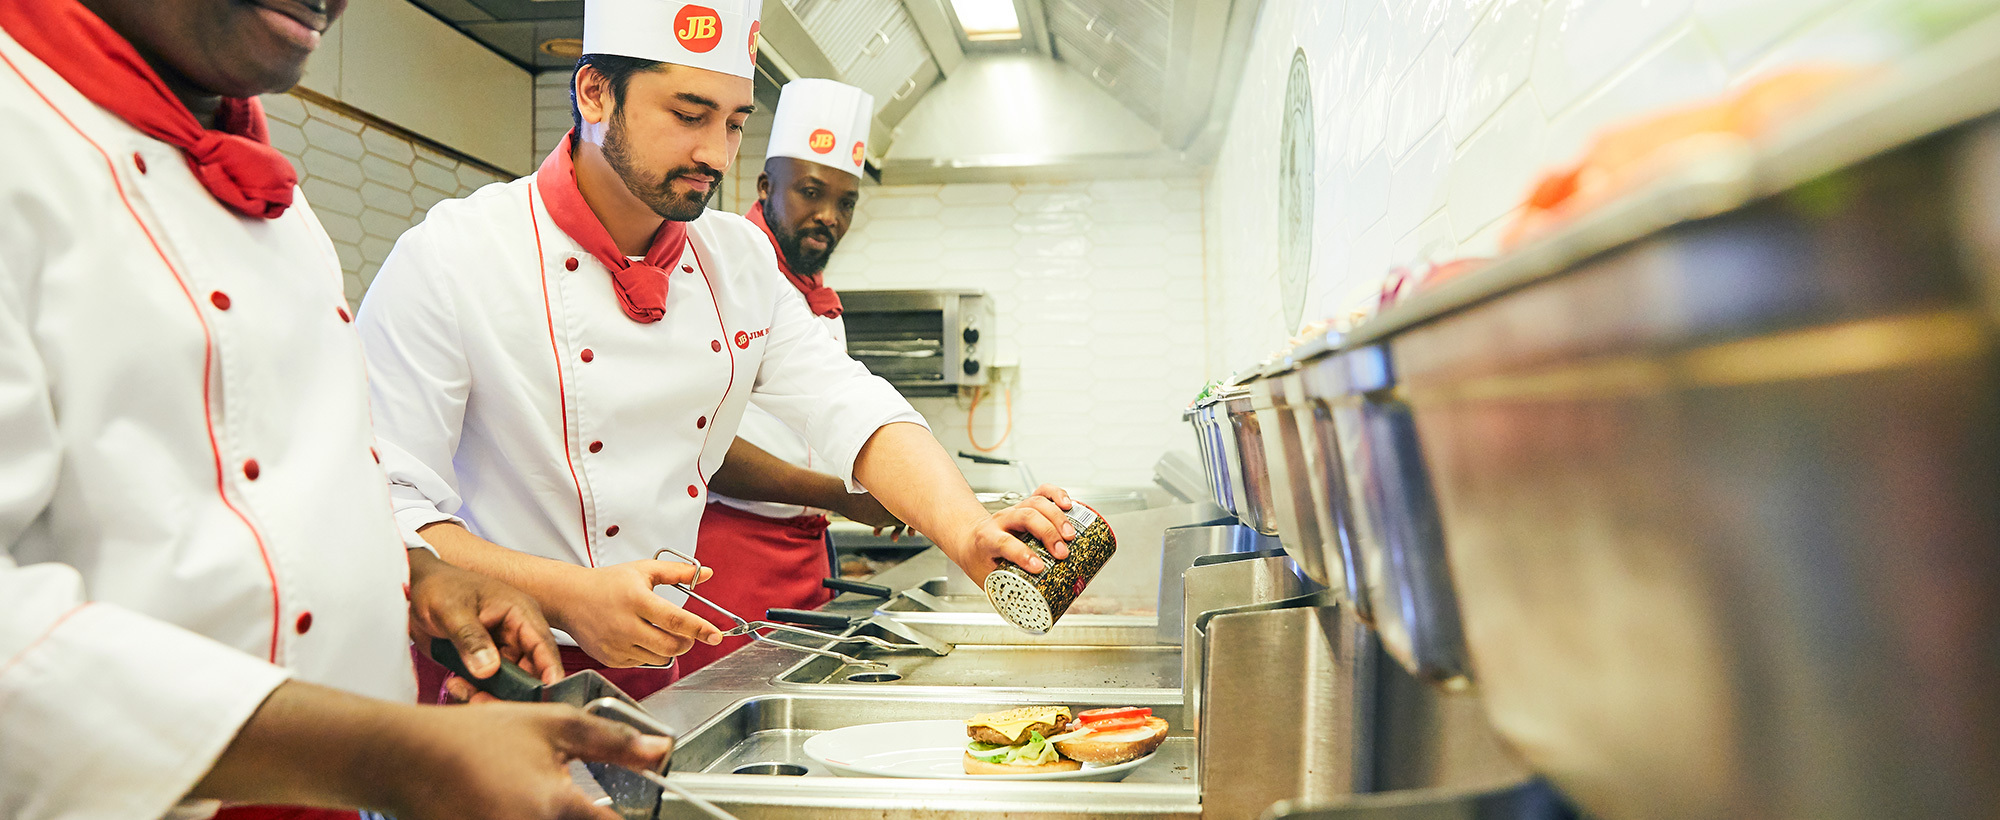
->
xmin=966 ymin=384 xmax=1012 ymax=452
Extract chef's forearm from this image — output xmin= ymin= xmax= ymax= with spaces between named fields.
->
xmin=851 ymin=422 xmax=991 ymax=559
xmin=414 ymin=523 xmax=590 ymax=629
xmin=188 ymin=680 xmax=412 ymax=810
xmin=710 ymin=436 xmax=851 ymax=511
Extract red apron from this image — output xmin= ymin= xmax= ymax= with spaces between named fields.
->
xmin=676 ymin=502 xmax=835 ymax=675
xmin=410 ymin=644 xmax=679 ymax=704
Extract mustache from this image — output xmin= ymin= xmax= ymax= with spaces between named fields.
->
xmin=668 ymin=168 xmax=723 ymax=187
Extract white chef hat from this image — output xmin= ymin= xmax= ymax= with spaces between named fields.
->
xmin=583 ymin=0 xmax=763 ymax=80
xmin=765 ymin=78 xmax=875 ymax=177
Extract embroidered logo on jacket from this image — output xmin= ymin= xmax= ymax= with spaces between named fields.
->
xmin=734 ymin=328 xmax=769 ymax=349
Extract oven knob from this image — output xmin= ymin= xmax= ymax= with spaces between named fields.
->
xmin=962 ymin=359 xmax=981 ymax=376
xmin=962 ymin=327 xmax=980 ymax=344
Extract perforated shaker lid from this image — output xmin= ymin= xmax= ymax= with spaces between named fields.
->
xmin=984 ymin=571 xmax=1054 ymax=634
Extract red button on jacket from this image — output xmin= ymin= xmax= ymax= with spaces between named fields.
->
xmin=242 ymin=459 xmax=260 ymax=480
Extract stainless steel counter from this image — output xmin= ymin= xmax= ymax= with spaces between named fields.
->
xmin=616 ymin=548 xmax=1202 ymax=819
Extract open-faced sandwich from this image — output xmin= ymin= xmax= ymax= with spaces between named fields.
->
xmin=962 ymin=705 xmax=1169 ymax=775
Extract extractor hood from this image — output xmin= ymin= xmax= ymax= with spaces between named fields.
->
xmin=757 ymin=0 xmax=1264 ymax=182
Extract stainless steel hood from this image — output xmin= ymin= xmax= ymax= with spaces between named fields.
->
xmin=758 ymin=0 xmax=1263 ymax=182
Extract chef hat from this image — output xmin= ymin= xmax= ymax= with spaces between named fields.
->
xmin=766 ymin=78 xmax=875 ymax=177
xmin=583 ymin=0 xmax=763 ymax=80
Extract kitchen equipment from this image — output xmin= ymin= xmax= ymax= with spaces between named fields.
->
xmin=801 ymin=719 xmax=1158 ymax=781
xmin=983 ymin=500 xmax=1118 ymax=634
xmin=1186 ymin=396 xmax=1242 ymax=518
xmin=1155 ymin=517 xmax=1280 ymax=644
xmin=1152 ymin=451 xmax=1208 ymax=504
xmin=1220 ymin=386 xmax=1282 ymax=535
xmin=1324 ymin=18 xmax=2000 ymax=820
xmin=1179 ymin=549 xmax=1308 ymax=734
xmin=1291 ymin=341 xmax=1372 ymax=619
xmin=427 ymin=640 xmax=735 ymax=820
xmin=1305 ymin=344 xmax=1470 ymax=685
xmin=771 ymin=632 xmax=1181 ymax=696
xmin=1261 ymin=778 xmax=1575 ymax=820
xmin=957 ymin=450 xmax=1038 ymax=493
xmin=657 ymin=547 xmax=893 ymax=669
xmin=765 ymin=607 xmax=954 ymax=656
xmin=1247 ymin=363 xmax=1338 ymax=588
xmin=840 ymin=289 xmax=992 ymax=397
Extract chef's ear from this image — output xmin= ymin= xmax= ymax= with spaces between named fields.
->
xmin=756 ymin=170 xmax=771 ymax=200
xmin=575 ymin=65 xmax=616 ymax=127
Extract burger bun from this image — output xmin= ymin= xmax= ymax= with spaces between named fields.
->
xmin=1053 ymin=717 xmax=1169 ymax=765
xmin=962 ymin=753 xmax=1084 ymax=775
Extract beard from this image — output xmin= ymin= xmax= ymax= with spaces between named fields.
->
xmin=771 ymin=217 xmax=838 ymax=275
xmin=601 ymin=112 xmax=720 ymax=222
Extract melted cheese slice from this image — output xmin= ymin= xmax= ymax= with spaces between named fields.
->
xmin=965 ymin=706 xmax=1072 ymax=744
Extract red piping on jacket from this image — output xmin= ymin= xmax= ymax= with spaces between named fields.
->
xmin=688 ymin=240 xmax=734 ymax=492
xmin=528 ymin=186 xmax=596 ymax=566
xmin=0 ymin=49 xmax=284 ymax=661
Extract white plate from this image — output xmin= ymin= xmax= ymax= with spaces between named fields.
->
xmin=802 ymin=719 xmax=1157 ymax=781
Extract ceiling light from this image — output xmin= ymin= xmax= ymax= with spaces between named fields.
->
xmin=950 ymin=0 xmax=1021 ymax=41
xmin=538 ymin=38 xmax=583 ymax=59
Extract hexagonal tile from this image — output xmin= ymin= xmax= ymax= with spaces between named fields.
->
xmin=457 ymin=163 xmax=498 ymax=190
xmin=316 ymin=210 xmax=364 ymax=246
xmin=862 ymin=217 xmax=944 ymax=242
xmin=1013 ymin=190 xmax=1092 ymax=215
xmin=359 ymin=207 xmax=412 ymax=241
xmin=360 ymin=181 xmax=415 ymax=219
xmin=413 ymin=184 xmax=454 ymax=213
xmin=302 ymin=179 xmax=364 ymax=218
xmin=936 ymin=183 xmax=1017 ymax=205
xmin=360 ymin=127 xmax=417 ymax=164
xmin=937 ymin=204 xmax=1016 ymax=228
xmin=360 ymin=154 xmax=416 ymax=189
xmin=268 ymin=120 xmax=308 ymax=158
xmin=864 ymin=238 xmax=945 ymax=263
xmin=301 ymin=147 xmax=363 ymax=189
xmin=262 ymin=93 xmax=307 ymax=125
xmin=414 ymin=160 xmax=459 ymax=193
xmin=1013 ymin=235 xmax=1091 ymax=260
xmin=302 ymin=118 xmax=365 ymax=161
xmin=361 ymin=235 xmax=396 ymax=265
xmin=866 ymin=195 xmax=944 ymax=219
xmin=1014 ymin=211 xmax=1091 ymax=236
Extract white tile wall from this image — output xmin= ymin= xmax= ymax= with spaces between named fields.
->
xmin=824 ymin=178 xmax=1210 ymax=489
xmin=262 ymin=92 xmax=508 ymax=307
xmin=1201 ymin=0 xmax=2000 ymax=378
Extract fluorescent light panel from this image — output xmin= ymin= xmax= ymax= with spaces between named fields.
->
xmin=950 ymin=0 xmax=1021 ymax=41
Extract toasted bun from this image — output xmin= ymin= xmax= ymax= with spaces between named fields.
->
xmin=1053 ymin=717 xmax=1169 ymax=765
xmin=963 ymin=753 xmax=1084 ymax=775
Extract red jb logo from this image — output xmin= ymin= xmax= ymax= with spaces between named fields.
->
xmin=749 ymin=21 xmax=761 ymax=57
xmin=808 ymin=129 xmax=836 ymax=154
xmin=734 ymin=330 xmax=749 ymax=348
xmin=852 ymin=141 xmax=866 ymax=166
xmin=675 ymin=5 xmax=721 ymax=53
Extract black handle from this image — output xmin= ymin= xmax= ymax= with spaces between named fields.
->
xmin=428 ymin=638 xmax=545 ymax=702
xmin=764 ymin=608 xmax=855 ymax=629
xmin=822 ymin=577 xmax=893 ymax=598
xmin=956 ymin=451 xmax=1011 ymax=465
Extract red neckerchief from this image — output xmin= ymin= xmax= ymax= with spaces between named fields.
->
xmin=0 ymin=0 xmax=297 ymax=219
xmin=749 ymin=199 xmax=842 ymax=319
xmin=535 ymin=131 xmax=688 ymax=324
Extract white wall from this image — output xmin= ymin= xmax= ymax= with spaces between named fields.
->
xmin=298 ymin=0 xmax=534 ymax=175
xmin=825 ymin=178 xmax=1210 ymax=490
xmin=1202 ymin=0 xmax=2000 ymax=378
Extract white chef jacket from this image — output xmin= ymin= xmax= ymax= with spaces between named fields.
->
xmin=0 ymin=30 xmax=416 ymax=820
xmin=355 ymin=174 xmax=922 ymax=606
xmin=712 ymin=311 xmax=846 ymax=520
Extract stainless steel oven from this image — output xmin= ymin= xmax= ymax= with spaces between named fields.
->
xmin=839 ymin=289 xmax=993 ymax=397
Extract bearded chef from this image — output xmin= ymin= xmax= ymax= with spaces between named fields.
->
xmin=675 ymin=78 xmax=887 ymax=675
xmin=0 ymin=1 xmax=672 ymax=819
xmin=357 ymin=0 xmax=1077 ymax=702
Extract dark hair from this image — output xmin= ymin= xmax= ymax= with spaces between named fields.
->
xmin=569 ymin=53 xmax=669 ymax=132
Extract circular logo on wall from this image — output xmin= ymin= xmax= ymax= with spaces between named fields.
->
xmin=852 ymin=141 xmax=866 ymax=166
xmin=1278 ymin=50 xmax=1314 ymax=333
xmin=674 ymin=5 xmax=722 ymax=53
xmin=808 ymin=128 xmax=836 ymax=154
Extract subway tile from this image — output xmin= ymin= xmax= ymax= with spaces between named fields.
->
xmin=302 ymin=178 xmax=364 ymax=218
xmin=1386 ymin=127 xmax=1451 ymax=239
xmin=360 ymin=154 xmax=416 ymax=189
xmin=1015 ymin=210 xmax=1092 ymax=236
xmin=1541 ymin=28 xmax=1729 ymax=167
xmin=1347 ymin=76 xmax=1388 ymax=166
xmin=862 ymin=216 xmax=945 ymax=242
xmin=1349 ymin=149 xmax=1392 ymax=231
xmin=261 ymin=93 xmax=307 ymax=125
xmin=867 ymin=183 xmax=943 ymax=200
xmin=413 ymin=159 xmax=459 ymax=193
xmin=940 ymin=246 xmax=1014 ymax=272
xmin=1694 ymin=0 xmax=1850 ymax=69
xmin=360 ymin=181 xmax=415 ymax=219
xmin=1087 ymin=198 xmax=1173 ymax=226
xmin=302 ymin=117 xmax=366 ymax=161
xmin=1439 ymin=0 xmax=1499 ymax=55
xmin=1014 ymin=234 xmax=1092 ymax=260
xmin=1534 ymin=0 xmax=1699 ymax=116
xmin=1088 ymin=178 xmax=1171 ymax=203
xmin=1387 ymin=32 xmax=1452 ymax=159
xmin=936 ymin=204 xmax=1017 ymax=228
xmin=865 ymin=195 xmax=945 ymax=219
xmin=359 ymin=207 xmax=413 ymax=242
xmin=939 ymin=225 xmax=1020 ymax=250
xmin=936 ymin=183 xmax=1018 ymax=205
xmin=1014 ymin=190 xmax=1093 ymax=215
xmin=1447 ymin=0 xmax=1541 ymax=141
xmin=863 ymin=237 xmax=945 ymax=263
xmin=1448 ymin=88 xmax=1548 ymax=240
xmin=301 ymin=146 xmax=364 ymax=189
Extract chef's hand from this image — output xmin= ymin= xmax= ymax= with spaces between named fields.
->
xmin=385 ymin=700 xmax=672 ymax=820
xmin=407 ymin=548 xmax=565 ymax=687
xmin=546 ymin=559 xmax=724 ymax=668
xmin=949 ymin=485 xmax=1074 ymax=583
xmin=833 ymin=491 xmax=907 ymax=539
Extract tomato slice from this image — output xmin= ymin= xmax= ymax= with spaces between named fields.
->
xmin=1082 ymin=716 xmax=1150 ymax=732
xmin=1076 ymin=706 xmax=1152 ymax=724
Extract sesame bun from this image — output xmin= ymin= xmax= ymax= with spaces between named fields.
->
xmin=1052 ymin=717 xmax=1169 ymax=765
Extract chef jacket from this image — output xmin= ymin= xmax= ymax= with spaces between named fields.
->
xmin=355 ymin=167 xmax=922 ymax=610
xmin=711 ymin=310 xmax=847 ymax=520
xmin=0 ymin=30 xmax=416 ymax=820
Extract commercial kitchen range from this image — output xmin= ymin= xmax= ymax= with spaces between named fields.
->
xmin=613 ymin=20 xmax=2000 ymax=820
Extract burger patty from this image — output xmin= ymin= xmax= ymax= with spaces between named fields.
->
xmin=968 ymin=721 xmax=1062 ymax=746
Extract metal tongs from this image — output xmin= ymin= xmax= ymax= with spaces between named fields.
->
xmin=656 ymin=548 xmax=945 ymax=667
xmin=428 ymin=640 xmax=737 ymax=820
